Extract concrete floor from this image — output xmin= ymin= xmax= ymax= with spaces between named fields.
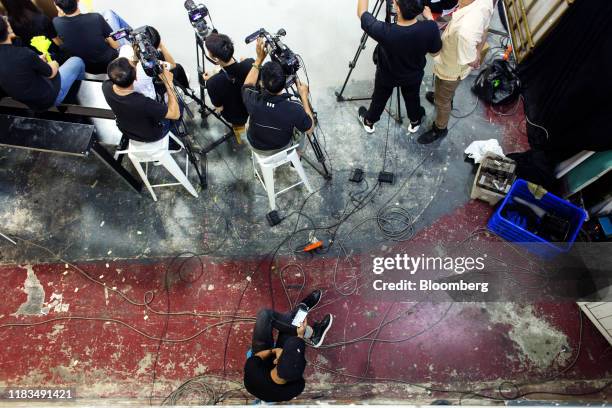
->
xmin=0 ymin=0 xmax=611 ymax=405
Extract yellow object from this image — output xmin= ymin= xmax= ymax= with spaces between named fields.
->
xmin=81 ymin=0 xmax=94 ymax=12
xmin=30 ymin=36 xmax=53 ymax=62
xmin=527 ymin=182 xmax=547 ymax=200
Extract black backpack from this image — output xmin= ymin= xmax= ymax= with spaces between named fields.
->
xmin=472 ymin=59 xmax=521 ymax=105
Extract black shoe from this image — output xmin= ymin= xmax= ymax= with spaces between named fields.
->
xmin=358 ymin=106 xmax=375 ymax=134
xmin=426 ymin=91 xmax=453 ymax=109
xmin=298 ymin=290 xmax=322 ymax=311
xmin=418 ymin=124 xmax=448 ymax=145
xmin=309 ymin=314 xmax=333 ymax=348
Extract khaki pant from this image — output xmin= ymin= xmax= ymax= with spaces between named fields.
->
xmin=434 ymin=76 xmax=461 ymax=130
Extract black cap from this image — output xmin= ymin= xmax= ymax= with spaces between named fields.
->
xmin=276 ymin=337 xmax=306 ymax=382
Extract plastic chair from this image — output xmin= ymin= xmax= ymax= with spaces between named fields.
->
xmin=252 ymin=145 xmax=313 ymax=210
xmin=115 ymin=132 xmax=198 ymax=201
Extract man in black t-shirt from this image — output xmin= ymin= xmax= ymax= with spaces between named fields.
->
xmin=357 ymin=0 xmax=442 ymax=134
xmin=244 ymin=290 xmax=333 ymax=403
xmin=0 ymin=17 xmax=85 ymax=111
xmin=204 ymin=33 xmax=254 ymax=135
xmin=241 ymin=38 xmax=315 ymax=156
xmin=52 ymin=0 xmax=123 ymax=74
xmin=102 ymin=57 xmax=180 ymax=143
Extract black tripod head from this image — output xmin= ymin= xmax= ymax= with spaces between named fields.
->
xmin=386 ymin=0 xmax=398 ymax=23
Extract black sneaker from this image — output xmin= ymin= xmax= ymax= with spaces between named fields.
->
xmin=418 ymin=124 xmax=448 ymax=145
xmin=298 ymin=290 xmax=322 ymax=311
xmin=408 ymin=107 xmax=426 ymax=134
xmin=309 ymin=314 xmax=333 ymax=348
xmin=358 ymin=106 xmax=375 ymax=134
xmin=426 ymin=91 xmax=453 ymax=109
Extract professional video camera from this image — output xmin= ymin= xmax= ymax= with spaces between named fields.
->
xmin=111 ymin=26 xmax=163 ymax=78
xmin=184 ymin=0 xmax=212 ymax=39
xmin=245 ymin=28 xmax=301 ymax=87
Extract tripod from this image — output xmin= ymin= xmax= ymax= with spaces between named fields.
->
xmin=334 ymin=0 xmax=404 ymax=124
xmin=286 ymin=83 xmax=332 ymax=180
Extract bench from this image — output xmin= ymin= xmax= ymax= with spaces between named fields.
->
xmin=0 ymin=79 xmax=115 ymax=120
xmin=0 ymin=114 xmax=142 ymax=193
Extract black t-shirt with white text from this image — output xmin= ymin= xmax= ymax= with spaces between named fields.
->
xmin=102 ymin=80 xmax=168 ymax=142
xmin=244 ymin=356 xmax=305 ymax=402
xmin=207 ymin=58 xmax=254 ymax=126
xmin=53 ymin=13 xmax=118 ymax=73
xmin=361 ymin=12 xmax=442 ymax=83
xmin=0 ymin=44 xmax=60 ymax=111
xmin=242 ymin=86 xmax=313 ymax=151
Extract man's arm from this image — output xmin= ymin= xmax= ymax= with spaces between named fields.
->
xmin=254 ymin=349 xmax=274 ymax=360
xmin=296 ymin=80 xmax=315 ymax=135
xmin=159 ymin=69 xmax=180 ymax=120
xmin=99 ymin=14 xmax=120 ymax=49
xmin=158 ymin=42 xmax=177 ymax=69
xmin=469 ymin=30 xmax=489 ymax=69
xmin=243 ymin=38 xmax=267 ymax=88
xmin=32 ymin=52 xmax=59 ymax=79
xmin=357 ymin=0 xmax=369 ymax=18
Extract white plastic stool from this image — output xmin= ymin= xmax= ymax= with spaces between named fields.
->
xmin=115 ymin=133 xmax=198 ymax=202
xmin=252 ymin=145 xmax=313 ymax=210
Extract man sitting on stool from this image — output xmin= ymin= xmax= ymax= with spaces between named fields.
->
xmin=0 ymin=17 xmax=85 ymax=111
xmin=102 ymin=57 xmax=180 ymax=145
xmin=204 ymin=32 xmax=255 ymax=143
xmin=242 ymin=38 xmax=315 ymax=157
xmin=244 ymin=290 xmax=333 ymax=403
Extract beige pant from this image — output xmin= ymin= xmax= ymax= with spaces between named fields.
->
xmin=434 ymin=76 xmax=462 ymax=130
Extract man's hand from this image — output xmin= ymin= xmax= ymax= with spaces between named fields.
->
xmin=272 ymin=348 xmax=283 ymax=365
xmin=296 ymin=319 xmax=308 ymax=338
xmin=159 ymin=68 xmax=175 ymax=86
xmin=423 ymin=6 xmax=434 ymax=21
xmin=255 ymin=37 xmax=268 ymax=64
xmin=203 ymin=71 xmax=216 ymax=81
xmin=468 ymin=57 xmax=481 ymax=69
xmin=47 ymin=60 xmax=59 ymax=79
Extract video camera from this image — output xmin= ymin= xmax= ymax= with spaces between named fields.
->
xmin=184 ymin=0 xmax=212 ymax=39
xmin=245 ymin=28 xmax=301 ymax=87
xmin=111 ymin=26 xmax=163 ymax=78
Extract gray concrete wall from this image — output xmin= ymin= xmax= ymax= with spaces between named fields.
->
xmin=92 ymin=0 xmax=378 ymax=93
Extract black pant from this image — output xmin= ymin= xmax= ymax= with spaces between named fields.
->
xmin=366 ymin=70 xmax=425 ymax=124
xmin=171 ymin=63 xmax=190 ymax=90
xmin=252 ymin=309 xmax=300 ymax=354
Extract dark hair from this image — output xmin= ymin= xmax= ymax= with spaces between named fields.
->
xmin=54 ymin=0 xmax=78 ymax=15
xmin=1 ymin=0 xmax=40 ymax=27
xmin=260 ymin=62 xmax=285 ymax=94
xmin=0 ymin=17 xmax=8 ymax=43
xmin=108 ymin=58 xmax=137 ymax=88
xmin=204 ymin=33 xmax=234 ymax=63
xmin=396 ymin=0 xmax=424 ymax=20
xmin=148 ymin=26 xmax=161 ymax=49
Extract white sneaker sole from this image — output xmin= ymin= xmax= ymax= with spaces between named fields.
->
xmin=407 ymin=124 xmax=421 ymax=134
xmin=311 ymin=315 xmax=333 ymax=348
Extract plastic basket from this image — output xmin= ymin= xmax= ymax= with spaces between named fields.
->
xmin=487 ymin=179 xmax=587 ymax=259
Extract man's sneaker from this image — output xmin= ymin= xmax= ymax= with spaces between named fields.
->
xmin=418 ymin=124 xmax=448 ymax=145
xmin=358 ymin=106 xmax=375 ymax=134
xmin=407 ymin=107 xmax=426 ymax=134
xmin=309 ymin=314 xmax=333 ymax=348
xmin=426 ymin=91 xmax=453 ymax=109
xmin=298 ymin=290 xmax=322 ymax=311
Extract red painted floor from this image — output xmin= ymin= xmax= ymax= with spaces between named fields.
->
xmin=1 ymin=103 xmax=610 ymax=404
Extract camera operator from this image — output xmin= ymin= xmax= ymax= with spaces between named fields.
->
xmin=357 ymin=0 xmax=442 ymax=135
xmin=102 ymin=57 xmax=180 ymax=145
xmin=203 ymin=32 xmax=254 ymax=137
xmin=0 ymin=17 xmax=85 ymax=111
xmin=147 ymin=26 xmax=190 ymax=90
xmin=241 ymin=38 xmax=314 ymax=157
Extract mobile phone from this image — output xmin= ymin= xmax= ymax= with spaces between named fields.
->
xmin=291 ymin=307 xmax=308 ymax=327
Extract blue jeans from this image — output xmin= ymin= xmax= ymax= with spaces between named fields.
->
xmin=103 ymin=10 xmax=132 ymax=46
xmin=54 ymin=57 xmax=86 ymax=106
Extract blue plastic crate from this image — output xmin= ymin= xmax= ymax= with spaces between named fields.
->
xmin=488 ymin=179 xmax=587 ymax=259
